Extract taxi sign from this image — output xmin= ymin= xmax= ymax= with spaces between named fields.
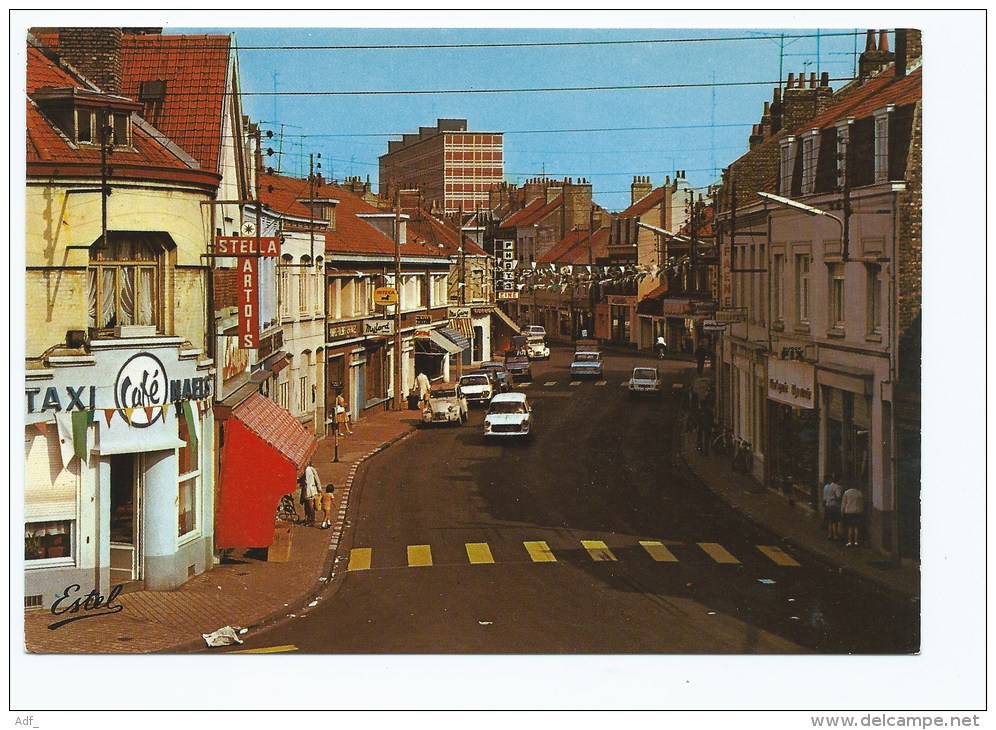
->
xmin=374 ymin=287 xmax=399 ymax=306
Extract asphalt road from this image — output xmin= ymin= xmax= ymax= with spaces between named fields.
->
xmin=223 ymin=346 xmax=919 ymax=655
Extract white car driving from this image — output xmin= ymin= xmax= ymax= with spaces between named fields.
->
xmin=526 ymin=336 xmax=550 ymax=360
xmin=421 ymin=383 xmax=469 ymax=425
xmin=628 ymin=366 xmax=662 ymax=396
xmin=458 ymin=373 xmax=494 ymax=406
xmin=483 ymin=392 xmax=533 ymax=439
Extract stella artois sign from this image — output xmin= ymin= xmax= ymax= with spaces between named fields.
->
xmin=216 ymin=235 xmax=282 ymax=349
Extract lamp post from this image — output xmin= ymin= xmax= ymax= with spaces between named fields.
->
xmin=757 ymin=191 xmax=848 ymax=261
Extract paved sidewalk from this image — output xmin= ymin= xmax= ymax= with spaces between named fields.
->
xmin=23 ymin=407 xmax=422 ymax=654
xmin=674 ymin=371 xmax=920 ymax=600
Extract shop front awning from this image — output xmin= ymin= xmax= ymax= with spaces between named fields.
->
xmin=215 ymin=392 xmax=318 ymax=548
xmin=492 ymin=307 xmax=521 ymax=334
xmin=416 ymin=329 xmax=463 ymax=355
xmin=438 ymin=327 xmax=470 ymax=351
xmin=449 ymin=316 xmax=475 ymax=340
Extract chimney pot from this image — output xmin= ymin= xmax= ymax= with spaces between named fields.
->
xmin=810 ymin=72 xmax=817 ymax=88
xmin=787 ymin=72 xmax=795 ymax=87
xmin=878 ymin=29 xmax=889 ymax=52
xmin=820 ymin=71 xmax=830 ymax=87
xmin=865 ymin=29 xmax=876 ymax=52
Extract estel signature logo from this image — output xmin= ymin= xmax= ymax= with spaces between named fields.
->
xmin=47 ymin=584 xmax=124 ymax=630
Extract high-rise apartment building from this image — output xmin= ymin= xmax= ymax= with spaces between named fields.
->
xmin=379 ymin=118 xmax=503 ymax=213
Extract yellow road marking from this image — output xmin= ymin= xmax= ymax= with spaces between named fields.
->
xmin=466 ymin=542 xmax=495 ymax=564
xmin=757 ymin=545 xmax=801 ymax=567
xmin=348 ymin=547 xmax=371 ymax=571
xmin=408 ymin=544 xmax=433 ymax=567
xmin=570 ymin=381 xmax=581 ymax=386
xmin=524 ymin=541 xmax=557 ymax=562
xmin=229 ymin=644 xmax=298 ymax=654
xmin=698 ymin=542 xmax=741 ymax=564
xmin=544 ymin=381 xmax=557 ymax=387
xmin=596 ymin=380 xmax=607 ymax=386
xmin=582 ymin=540 xmax=617 ymax=561
xmin=518 ymin=382 xmax=530 ymax=388
xmin=640 ymin=540 xmax=678 ymax=562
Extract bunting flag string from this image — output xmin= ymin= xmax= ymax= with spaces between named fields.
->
xmin=124 ymin=407 xmax=135 ymax=426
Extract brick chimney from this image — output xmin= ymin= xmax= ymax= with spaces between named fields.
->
xmin=58 ymin=27 xmax=123 ymax=93
xmin=781 ymin=69 xmax=823 ymax=132
xmin=631 ymin=176 xmax=653 ymax=206
xmin=859 ymin=29 xmax=895 ymax=79
xmin=522 ymin=178 xmax=546 ymax=207
xmin=562 ymin=178 xmax=593 ymax=238
xmin=894 ymin=28 xmax=922 ymax=78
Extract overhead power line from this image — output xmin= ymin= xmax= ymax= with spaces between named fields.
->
xmin=237 ymin=77 xmax=850 ymax=97
xmin=231 ymin=30 xmax=862 ymax=51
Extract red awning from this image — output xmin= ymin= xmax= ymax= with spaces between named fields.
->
xmin=215 ymin=393 xmax=318 ymax=548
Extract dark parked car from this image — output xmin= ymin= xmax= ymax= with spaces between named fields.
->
xmin=478 ymin=360 xmax=514 ymax=391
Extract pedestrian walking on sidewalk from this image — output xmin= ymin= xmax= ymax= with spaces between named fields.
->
xmin=335 ymin=394 xmax=353 ymax=435
xmin=841 ymin=485 xmax=865 ymax=547
xmin=695 ymin=344 xmax=708 ymax=374
xmin=822 ymin=475 xmax=844 ymax=540
xmin=299 ymin=463 xmax=322 ymax=525
xmin=415 ymin=371 xmax=431 ymax=405
xmin=320 ymin=484 xmax=337 ymax=529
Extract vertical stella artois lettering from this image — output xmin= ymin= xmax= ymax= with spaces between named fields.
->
xmin=215 ymin=236 xmax=281 ymax=350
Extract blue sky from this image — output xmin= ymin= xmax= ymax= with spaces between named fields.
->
xmin=173 ymin=22 xmax=870 ymax=211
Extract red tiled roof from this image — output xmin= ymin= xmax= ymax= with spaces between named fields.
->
xmin=232 ymin=392 xmax=317 ymax=473
xmin=678 ymin=205 xmax=715 ymax=237
xmin=501 ymin=193 xmax=564 ymax=228
xmin=539 ymin=227 xmax=610 ymax=264
xmin=620 ymin=186 xmax=667 ymax=217
xmin=805 ymin=67 xmax=922 ymax=132
xmin=118 ymin=33 xmax=232 ymax=172
xmin=26 ymin=46 xmax=198 ymax=174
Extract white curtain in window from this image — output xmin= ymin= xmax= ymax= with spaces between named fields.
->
xmin=136 ymin=268 xmax=154 ymax=325
xmin=98 ymin=269 xmax=116 ymax=326
xmin=118 ymin=267 xmax=135 ymax=325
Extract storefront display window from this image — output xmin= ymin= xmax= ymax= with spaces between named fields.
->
xmin=178 ymin=415 xmax=199 ymax=538
xmin=25 ymin=520 xmax=73 ymax=561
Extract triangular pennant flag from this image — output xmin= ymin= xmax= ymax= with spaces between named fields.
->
xmin=162 ymin=403 xmax=171 ymax=420
xmin=55 ymin=413 xmax=76 ymax=468
xmin=104 ymin=409 xmax=116 ymax=427
xmin=71 ymin=410 xmax=89 ymax=462
xmin=144 ymin=406 xmax=155 ymax=423
xmin=125 ymin=407 xmax=135 ymax=426
xmin=182 ymin=400 xmax=199 ymax=451
xmin=34 ymin=421 xmax=48 ymax=437
xmin=86 ymin=410 xmax=95 ymax=426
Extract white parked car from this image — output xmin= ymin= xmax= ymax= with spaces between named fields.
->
xmin=525 ymin=325 xmax=546 ymax=338
xmin=421 ymin=383 xmax=469 ymax=426
xmin=628 ymin=366 xmax=662 ymax=397
xmin=484 ymin=392 xmax=533 ymax=439
xmin=458 ymin=373 xmax=494 ymax=406
xmin=526 ymin=336 xmax=550 ymax=360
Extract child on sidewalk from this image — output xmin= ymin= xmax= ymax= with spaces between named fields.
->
xmin=320 ymin=484 xmax=337 ymax=529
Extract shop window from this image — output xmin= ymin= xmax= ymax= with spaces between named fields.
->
xmin=25 ymin=520 xmax=73 ymax=561
xmin=177 ymin=414 xmax=199 ymax=538
xmin=88 ymin=236 xmax=164 ymax=333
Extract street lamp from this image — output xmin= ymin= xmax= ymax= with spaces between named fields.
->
xmin=757 ymin=191 xmax=847 ymax=260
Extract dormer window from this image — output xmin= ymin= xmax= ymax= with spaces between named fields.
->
xmin=873 ymin=105 xmax=895 ymax=183
xmin=32 ymin=87 xmax=139 ymax=149
xmin=778 ymin=136 xmax=796 ymax=196
xmin=800 ymin=130 xmax=819 ymax=195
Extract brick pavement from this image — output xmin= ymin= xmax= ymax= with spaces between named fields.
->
xmin=23 ymin=407 xmax=422 ymax=654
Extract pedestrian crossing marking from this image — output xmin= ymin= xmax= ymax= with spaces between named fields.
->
xmin=408 ymin=544 xmax=433 ymax=567
xmin=570 ymin=381 xmax=582 ymax=387
xmin=582 ymin=540 xmax=617 ymax=561
xmin=619 ymin=381 xmax=628 ymax=387
xmin=348 ymin=547 xmax=372 ymax=571
xmin=640 ymin=540 xmax=678 ymax=562
xmin=596 ymin=380 xmax=607 ymax=386
xmin=544 ymin=381 xmax=557 ymax=387
xmin=517 ymin=382 xmax=530 ymax=388
xmin=524 ymin=541 xmax=557 ymax=562
xmin=757 ymin=545 xmax=801 ymax=567
xmin=229 ymin=644 xmax=299 ymax=654
xmin=698 ymin=542 xmax=741 ymax=564
xmin=466 ymin=542 xmax=495 ymax=564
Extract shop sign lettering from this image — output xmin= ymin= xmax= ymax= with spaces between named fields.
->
xmin=767 ymin=359 xmax=816 ymax=409
xmin=215 ymin=236 xmax=281 ymax=257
